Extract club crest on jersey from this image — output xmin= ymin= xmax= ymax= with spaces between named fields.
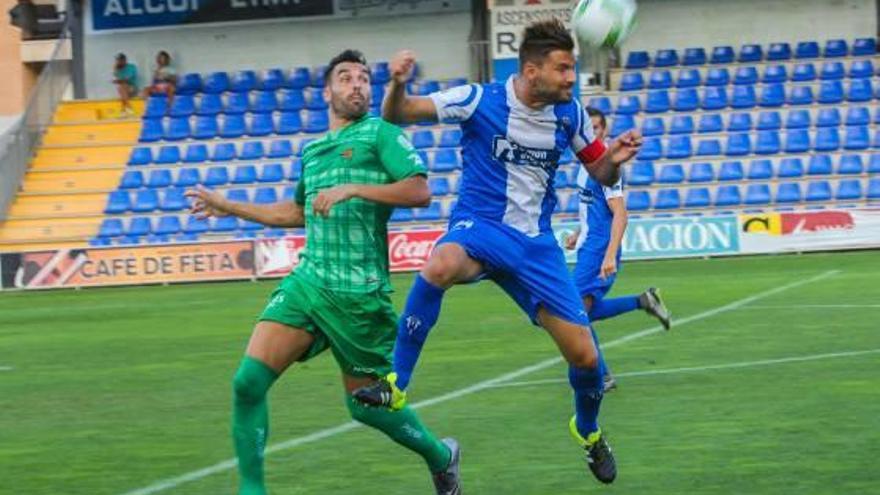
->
xmin=340 ymin=148 xmax=353 ymax=159
xmin=492 ymin=136 xmax=559 ymax=173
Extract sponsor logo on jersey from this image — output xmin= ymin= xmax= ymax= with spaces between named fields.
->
xmin=492 ymin=136 xmax=560 ymax=173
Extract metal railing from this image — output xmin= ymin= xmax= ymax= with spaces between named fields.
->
xmin=0 ymin=15 xmax=73 ymax=221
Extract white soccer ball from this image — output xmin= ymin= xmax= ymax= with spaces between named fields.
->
xmin=571 ymin=0 xmax=638 ymax=49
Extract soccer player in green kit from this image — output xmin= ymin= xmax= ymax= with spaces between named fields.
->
xmin=185 ymin=50 xmax=461 ymax=495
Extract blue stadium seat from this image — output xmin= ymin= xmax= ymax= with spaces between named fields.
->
xmin=844 ymin=126 xmax=870 ymax=150
xmin=701 ymin=86 xmax=727 ymax=110
xmin=759 ymin=83 xmax=785 ymax=107
xmin=715 ymin=184 xmax=742 ymax=206
xmin=240 ymin=141 xmax=265 ymax=160
xmin=127 ymin=217 xmax=152 ymax=236
xmin=748 ymin=159 xmax=774 ymax=180
xmin=846 ymin=106 xmax=871 ymax=126
xmin=607 ymin=115 xmax=633 ymax=137
xmin=139 ymin=119 xmax=163 ymax=142
xmin=160 ymin=188 xmax=187 ymax=211
xmin=224 ymin=92 xmax=248 ymax=114
xmin=627 ymin=161 xmax=655 ymax=185
xmin=698 ymin=113 xmax=722 ymax=133
xmin=697 ymin=139 xmax=721 ymax=156
xmin=785 ymin=129 xmax=811 ymax=153
xmin=289 ymin=159 xmax=302 ymax=179
xmin=183 ymin=143 xmax=207 ymax=163
xmin=847 ymin=78 xmax=873 ymax=102
xmin=785 ymin=109 xmax=811 ymax=129
xmin=415 ymin=202 xmax=443 ymax=221
xmin=823 ymin=39 xmax=848 ymax=57
xmin=808 ymin=154 xmax=834 ymax=175
xmin=286 ymin=67 xmax=310 ymax=89
xmin=727 ymin=112 xmax=752 ymax=132
xmin=767 ymin=42 xmax=791 ymax=61
xmin=254 ymin=187 xmax=278 ymax=204
xmin=791 ymin=62 xmax=816 ymax=82
xmin=641 ymin=117 xmax=665 ymax=136
xmin=654 ymin=189 xmax=681 ymax=209
xmin=175 ymin=167 xmax=200 ymax=187
xmin=869 ymin=178 xmax=880 ymax=200
xmin=853 ymin=37 xmax=877 ymax=56
xmin=154 ymin=216 xmax=181 ymax=235
xmin=297 ymin=138 xmax=316 ymax=155
xmin=683 ymin=47 xmax=706 ymax=65
xmin=778 ymin=157 xmax=804 ymax=178
xmin=670 ymin=115 xmax=694 ymax=134
xmin=278 ymin=89 xmax=305 ymax=112
xmin=805 ymin=181 xmax=832 ymax=202
xmin=762 ymin=64 xmax=788 ymax=83
xmin=411 ymin=130 xmax=435 ymax=149
xmin=250 ymin=91 xmax=277 ymax=114
xmin=430 ymin=177 xmax=451 ymax=195
xmin=277 ymin=111 xmax=302 ymax=135
xmin=267 ymin=139 xmax=293 ymax=158
xmin=99 ymin=218 xmax=124 ymax=238
xmin=646 ymin=90 xmax=671 ymax=113
xmin=838 ymin=154 xmax=864 ymax=174
xmin=212 ymin=142 xmax=236 ymax=161
xmin=249 ymin=113 xmax=274 ymax=137
xmin=204 ymin=166 xmax=229 ymax=186
xmin=390 ymin=208 xmax=414 ymax=222
xmin=667 ymin=136 xmax=692 ymax=158
xmin=654 ymin=49 xmax=679 ymax=67
xmin=648 ymin=70 xmax=672 ymax=89
xmin=838 ymin=179 xmax=864 ymax=200
xmin=232 ymin=165 xmax=257 ymax=185
xmin=673 ymin=88 xmax=698 ymax=112
xmin=259 ymin=163 xmax=285 ymax=183
xmin=619 ymin=72 xmax=644 ymax=91
xmin=815 ymin=127 xmax=840 ymax=152
xmin=726 ymin=133 xmax=751 ymax=156
xmin=870 ymin=154 xmax=880 ymax=173
xmin=776 ymin=182 xmax=802 ymax=203
xmin=849 ymin=59 xmax=874 ymax=79
xmin=873 ymin=129 xmax=880 ymax=149
xmin=638 ymin=138 xmax=662 ymax=160
xmin=144 ymin=96 xmax=168 ymax=119
xmin=676 ymin=68 xmax=701 ymax=88
xmin=439 ymin=129 xmax=462 ymax=148
xmin=221 ymin=114 xmax=247 ymax=138
xmin=820 ymin=61 xmax=845 ymax=80
xmin=203 ymin=71 xmax=229 ymax=94
xmin=795 ymin=41 xmax=820 ymax=59
xmin=818 ymin=80 xmax=844 ymax=104
xmin=105 ymin=190 xmax=130 ymax=214
xmin=132 ymin=189 xmax=159 ymax=212
xmin=281 ymin=185 xmax=296 ymax=201
xmin=685 ymin=187 xmax=711 ymax=208
xmin=616 ymin=95 xmax=641 ymax=115
xmin=756 ymin=110 xmax=782 ymax=130
xmin=711 ymin=46 xmax=735 ymax=64
xmin=744 ymin=184 xmax=771 ymax=205
xmin=231 ymin=70 xmax=258 ymax=93
xmin=120 ymin=170 xmax=143 ymax=189
xmin=731 ymin=85 xmax=756 ymax=108
xmin=176 ymin=73 xmax=202 ymax=95
xmin=211 ymin=216 xmax=239 ymax=232
xmin=705 ymin=67 xmax=730 ymax=86
xmin=175 ymin=232 xmax=200 ymax=242
xmin=192 ymin=115 xmax=218 ymax=140
xmin=118 ymin=235 xmax=143 ymax=246
xmin=816 ymin=108 xmax=841 ymax=127
xmin=128 ymin=147 xmax=152 ymax=166
xmin=304 ymin=111 xmax=329 ymax=133
xmin=197 ymin=93 xmax=222 ymax=116
xmin=739 ymin=44 xmax=763 ymax=62
xmin=589 ymin=96 xmax=612 ymax=114
xmin=733 ymin=66 xmax=758 ymax=85
xmin=658 ymin=164 xmax=685 ymax=184
xmin=371 ymin=62 xmax=390 ymax=85
xmin=689 ymin=162 xmax=714 ymax=182
xmin=226 ymin=189 xmax=250 ymax=203
xmin=89 ymin=236 xmax=112 ymax=247
xmin=755 ymin=131 xmax=780 ymax=154
xmin=787 ymin=85 xmax=814 ymax=105
xmin=304 ymin=88 xmax=327 ymax=110
xmin=433 ymin=149 xmax=461 ymax=171
xmin=147 ymin=169 xmax=172 ymax=188
xmin=169 ymin=95 xmax=195 ymax=118
xmin=626 ymin=191 xmax=650 ymax=211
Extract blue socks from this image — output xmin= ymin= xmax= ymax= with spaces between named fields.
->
xmin=569 ymin=329 xmax=606 ymax=437
xmin=588 ymin=295 xmax=640 ymax=322
xmin=393 ymin=275 xmax=446 ymax=391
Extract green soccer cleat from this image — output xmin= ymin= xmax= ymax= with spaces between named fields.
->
xmin=352 ymin=372 xmax=407 ymax=410
xmin=640 ymin=287 xmax=672 ymax=330
xmin=569 ymin=416 xmax=617 ymax=484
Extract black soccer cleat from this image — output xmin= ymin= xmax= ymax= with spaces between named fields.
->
xmin=352 ymin=372 xmax=407 ymax=410
xmin=432 ymin=438 xmax=462 ymax=495
xmin=640 ymin=287 xmax=672 ymax=330
xmin=569 ymin=417 xmax=617 ymax=484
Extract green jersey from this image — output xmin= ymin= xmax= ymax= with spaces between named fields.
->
xmin=293 ymin=115 xmax=426 ymax=293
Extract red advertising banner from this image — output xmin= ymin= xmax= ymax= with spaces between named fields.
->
xmin=739 ymin=208 xmax=880 ymax=254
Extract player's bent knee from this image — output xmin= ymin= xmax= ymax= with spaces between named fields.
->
xmin=567 ymin=348 xmax=599 ymax=370
xmin=232 ymin=367 xmax=269 ymax=404
xmin=421 ymin=254 xmax=460 ymax=288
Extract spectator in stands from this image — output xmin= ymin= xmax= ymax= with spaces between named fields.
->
xmin=142 ymin=51 xmax=177 ymax=106
xmin=112 ymin=53 xmax=138 ymax=117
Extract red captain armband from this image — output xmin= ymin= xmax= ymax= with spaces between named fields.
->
xmin=576 ymin=139 xmax=607 ymax=164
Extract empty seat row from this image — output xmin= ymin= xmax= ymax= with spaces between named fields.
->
xmin=139 ymin=111 xmax=330 ymax=142
xmin=177 ymin=65 xmax=382 ymax=94
xmin=144 ymin=89 xmax=331 ymax=118
xmin=119 ymin=162 xmax=307 ymax=190
xmin=129 ymin=140 xmax=305 ymax=164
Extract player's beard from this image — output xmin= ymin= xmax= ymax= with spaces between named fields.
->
xmin=330 ymin=91 xmax=370 ymax=121
xmin=531 ymin=78 xmax=572 ymax=105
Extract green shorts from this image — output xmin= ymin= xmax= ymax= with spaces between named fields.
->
xmin=258 ymin=273 xmax=397 ymax=377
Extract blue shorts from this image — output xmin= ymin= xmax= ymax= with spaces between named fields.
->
xmin=437 ymin=215 xmax=590 ymax=327
xmin=573 ymin=247 xmax=622 ymax=300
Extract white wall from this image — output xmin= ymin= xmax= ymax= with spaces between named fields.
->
xmin=624 ymin=0 xmax=876 ymax=54
xmin=83 ymin=12 xmax=473 ymax=99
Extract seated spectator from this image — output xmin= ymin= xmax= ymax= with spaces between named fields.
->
xmin=143 ymin=51 xmax=177 ymax=105
xmin=113 ymin=53 xmax=138 ymax=117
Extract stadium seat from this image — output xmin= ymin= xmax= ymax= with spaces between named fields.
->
xmin=415 ymin=202 xmax=443 ymax=221
xmin=744 ymin=184 xmax=771 ymax=205
xmin=767 ymin=42 xmax=791 ymax=61
xmin=787 ymin=85 xmax=814 ymax=105
xmin=654 ymin=49 xmax=679 ymax=67
xmin=845 ymin=126 xmax=870 ymax=150
xmin=869 ymin=178 xmax=880 ymax=200
xmin=820 ymin=61 xmax=845 ymax=81
xmin=815 ymin=127 xmax=840 ymax=151
xmin=776 ymin=182 xmax=802 ymax=203
xmin=192 ymin=115 xmax=218 ymax=140
xmin=638 ymin=138 xmax=662 ymax=160
xmin=870 ymin=154 xmax=880 ymax=173
xmin=297 ymin=138 xmax=316 ymax=155
xmin=304 ymin=111 xmax=329 ymax=133
xmin=648 ymin=70 xmax=672 ymax=89
xmin=685 ymin=187 xmax=711 ymax=208
xmin=277 ymin=111 xmax=302 ymax=135
xmin=204 ymin=166 xmax=229 ymax=186
xmin=250 ymin=91 xmax=278 ymax=114
xmin=725 ymin=133 xmax=751 ymax=156
xmin=739 ymin=44 xmax=763 ymax=62
xmin=220 ymin=114 xmax=247 ymax=138
xmin=249 ymin=113 xmax=274 ymax=137
xmin=99 ymin=218 xmax=124 ymax=238
xmin=104 ymin=190 xmax=130 ymax=214
xmin=658 ymin=164 xmax=685 ymax=184
xmin=226 ymin=189 xmax=249 ymax=203
xmin=733 ymin=66 xmax=758 ymax=85
xmin=175 ymin=167 xmax=200 ymax=187
xmin=232 ymin=165 xmax=257 ymax=185
xmin=667 ymin=136 xmax=692 ymax=159
xmin=847 ymin=78 xmax=873 ymax=102
xmin=838 ymin=179 xmax=864 ymax=200
xmin=278 ymin=89 xmax=305 ymax=112
xmin=785 ymin=109 xmax=811 ymax=129
xmin=411 ymin=130 xmax=435 ymax=149
xmin=286 ymin=67 xmax=310 ymax=89
xmin=641 ymin=117 xmax=665 ymax=136
xmin=147 ymin=169 xmax=172 ymax=188
xmin=118 ymin=235 xmax=143 ymax=246
xmin=673 ymin=88 xmax=698 ymax=112
xmin=616 ymin=95 xmax=641 ymax=115
xmin=120 ymin=170 xmax=143 ymax=189
xmin=430 ymin=177 xmax=451 ymax=196
xmin=705 ymin=67 xmax=730 ymax=86
xmin=670 ymin=115 xmax=694 ymax=134
xmin=727 ymin=112 xmax=752 ymax=132
xmin=212 ymin=142 xmax=236 ymax=161
xmin=304 ymin=88 xmax=327 ymax=110
xmin=711 ymin=46 xmax=735 ymax=64
xmin=731 ymin=85 xmax=756 ymax=108
xmin=778 ymin=157 xmax=804 ymax=178
xmin=853 ymin=37 xmax=877 ymax=56
xmin=253 ymin=187 xmax=278 ymax=204
xmin=128 ymin=147 xmax=152 ymax=166
xmin=849 ymin=59 xmax=874 ymax=79
xmin=231 ymin=70 xmax=258 ymax=93
xmin=196 ymin=93 xmax=222 ymax=116
xmin=795 ymin=41 xmax=820 ymax=59
xmin=144 ymin=96 xmax=168 ymax=119
xmin=759 ymin=83 xmax=785 ymax=107
xmin=433 ymin=149 xmax=461 ymax=171
xmin=646 ymin=90 xmax=672 ymax=113
xmin=815 ymin=108 xmax=840 ymax=128
xmin=689 ymin=162 xmax=715 ymax=183
xmin=790 ymin=62 xmax=817 ymax=82
xmin=627 ymin=162 xmax=654 ymax=186
xmin=589 ymin=96 xmax=612 ymax=114
xmin=838 ymin=154 xmax=864 ymax=174
xmin=715 ymin=185 xmax=742 ymax=206
xmin=697 ymin=139 xmax=721 ymax=156
xmin=763 ymin=64 xmax=788 ymax=83
xmin=239 ymin=141 xmax=264 ymax=160
xmin=289 ymin=159 xmax=303 ymax=179
xmin=139 ymin=119 xmax=163 ymax=142
xmin=654 ymin=189 xmax=681 ymax=209
xmin=824 ymin=39 xmax=848 ymax=57
xmin=267 ymin=139 xmax=293 ymax=159
xmin=676 ymin=68 xmax=701 ymax=88
xmin=203 ymin=72 xmax=229 ymax=94
xmin=169 ymin=95 xmax=195 ymax=118
xmin=175 ymin=232 xmax=200 ymax=242
xmin=160 ymin=188 xmax=187 ymax=211
xmin=626 ymin=190 xmax=650 ymax=211
xmin=808 ymin=154 xmax=833 ymax=175
xmin=225 ymin=92 xmax=249 ymax=114
xmin=371 ymin=62 xmax=390 ymax=85
xmin=258 ymin=163 xmax=285 ymax=183
xmin=748 ymin=159 xmax=774 ymax=179
xmin=755 ymin=131 xmax=780 ymax=154
xmin=805 ymin=181 xmax=832 ymax=202
xmin=154 ymin=216 xmax=181 ymax=235
xmin=756 ymin=111 xmax=782 ymax=130
xmin=182 ymin=144 xmax=207 ymax=163
xmin=176 ymin=73 xmax=202 ymax=95
xmin=873 ymin=129 xmax=880 ymax=148
xmin=846 ymin=106 xmax=871 ymax=126
xmin=211 ymin=216 xmax=239 ymax=232
xmin=701 ymin=86 xmax=727 ymax=110
xmin=90 ymin=236 xmax=112 ymax=247
xmin=390 ymin=208 xmax=414 ymax=222
xmin=698 ymin=113 xmax=722 ymax=133
xmin=610 ymin=115 xmax=635 ymax=137
xmin=438 ymin=129 xmax=462 ymax=148
xmin=132 ymin=189 xmax=159 ymax=212
xmin=785 ymin=129 xmax=811 ymax=153
xmin=818 ymin=80 xmax=844 ymax=104
xmin=683 ymin=47 xmax=706 ymax=65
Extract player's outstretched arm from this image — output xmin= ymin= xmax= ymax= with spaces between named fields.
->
xmin=382 ymin=50 xmax=439 ymax=124
xmin=584 ymin=129 xmax=643 ymax=187
xmin=185 ymin=185 xmax=305 ymax=227
xmin=311 ymin=176 xmax=430 ymax=217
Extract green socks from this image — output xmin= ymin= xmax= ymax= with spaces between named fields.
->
xmin=345 ymin=395 xmax=451 ymax=472
xmin=232 ymin=357 xmax=279 ymax=495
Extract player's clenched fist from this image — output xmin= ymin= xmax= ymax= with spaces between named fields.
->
xmin=389 ymin=50 xmax=416 ymax=84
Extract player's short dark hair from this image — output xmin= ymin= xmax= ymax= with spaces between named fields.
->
xmin=324 ymin=49 xmax=369 ymax=86
xmin=586 ymin=107 xmax=607 ymax=130
xmin=519 ymin=18 xmax=575 ymax=68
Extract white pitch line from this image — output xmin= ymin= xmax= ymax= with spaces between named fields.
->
xmin=491 ymin=348 xmax=880 ymax=389
xmin=747 ymin=304 xmax=880 ymax=309
xmin=0 ymin=366 xmax=13 ymax=372
xmin=119 ymin=269 xmax=839 ymax=495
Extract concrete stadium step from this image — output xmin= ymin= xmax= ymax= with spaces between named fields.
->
xmin=0 ymin=217 xmax=102 ymax=244
xmin=42 ymin=121 xmax=141 ymax=147
xmin=31 ymin=145 xmax=132 ymax=170
xmin=53 ymin=99 xmax=145 ymax=124
xmin=6 ymin=194 xmax=107 ymax=220
xmin=0 ymin=240 xmax=88 ymax=253
xmin=19 ymin=169 xmax=126 ymax=194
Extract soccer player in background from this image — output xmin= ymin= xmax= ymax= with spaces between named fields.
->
xmin=565 ymin=107 xmax=672 ymax=392
xmin=355 ymin=19 xmax=642 ymax=484
xmin=186 ymin=50 xmax=461 ymax=495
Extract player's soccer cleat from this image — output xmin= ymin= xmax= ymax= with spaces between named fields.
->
xmin=640 ymin=287 xmax=671 ymax=330
xmin=432 ymin=438 xmax=462 ymax=495
xmin=569 ymin=416 xmax=617 ymax=484
xmin=352 ymin=372 xmax=407 ymax=410
xmin=603 ymin=373 xmax=618 ymax=392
